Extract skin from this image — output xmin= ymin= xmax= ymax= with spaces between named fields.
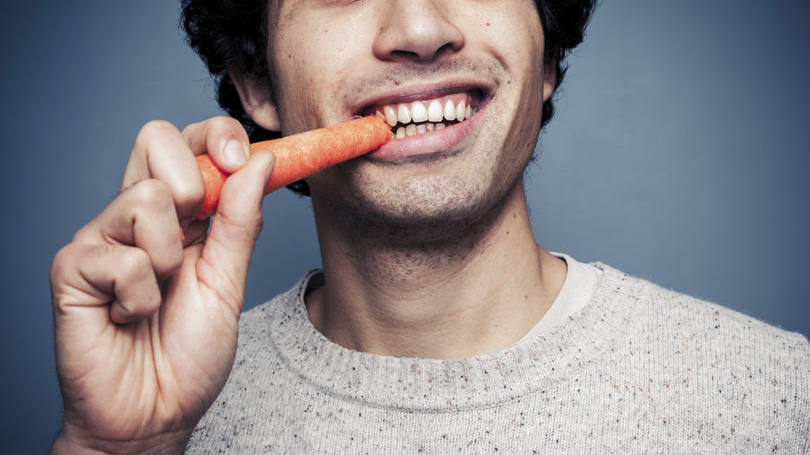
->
xmin=242 ymin=0 xmax=567 ymax=357
xmin=50 ymin=0 xmax=566 ymax=452
xmin=50 ymin=118 xmax=276 ymax=454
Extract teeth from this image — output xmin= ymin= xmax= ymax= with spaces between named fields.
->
xmin=397 ymin=104 xmax=411 ymax=124
xmin=375 ymin=95 xmax=476 ymax=138
xmin=384 ymin=106 xmax=398 ymax=127
xmin=427 ymin=100 xmax=443 ymax=122
xmin=443 ymin=100 xmax=456 ymax=121
xmin=389 ymin=122 xmax=450 ymax=139
xmin=411 ymin=101 xmax=428 ymax=123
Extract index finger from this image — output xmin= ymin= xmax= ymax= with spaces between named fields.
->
xmin=182 ymin=116 xmax=250 ymax=174
xmin=122 ymin=120 xmax=205 ymax=221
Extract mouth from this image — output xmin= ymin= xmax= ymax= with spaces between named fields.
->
xmin=353 ymin=83 xmax=493 ymax=161
xmin=357 ymin=88 xmax=486 ymax=139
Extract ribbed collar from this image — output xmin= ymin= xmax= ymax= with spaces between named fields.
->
xmin=266 ymin=263 xmax=639 ymax=411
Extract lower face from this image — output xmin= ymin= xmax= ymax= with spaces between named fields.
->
xmin=267 ymin=0 xmax=548 ymax=235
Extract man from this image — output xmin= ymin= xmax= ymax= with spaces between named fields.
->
xmin=49 ymin=0 xmax=808 ymax=453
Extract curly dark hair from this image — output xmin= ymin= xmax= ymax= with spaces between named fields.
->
xmin=181 ymin=0 xmax=597 ymax=195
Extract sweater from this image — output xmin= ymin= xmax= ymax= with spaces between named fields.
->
xmin=187 ymin=261 xmax=809 ymax=454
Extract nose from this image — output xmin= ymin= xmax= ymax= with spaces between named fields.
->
xmin=372 ymin=0 xmax=465 ymax=63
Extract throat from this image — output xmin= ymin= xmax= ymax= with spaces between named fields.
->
xmin=306 ymin=186 xmax=565 ymax=359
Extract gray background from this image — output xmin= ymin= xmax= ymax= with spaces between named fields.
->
xmin=1 ymin=1 xmax=808 ymax=452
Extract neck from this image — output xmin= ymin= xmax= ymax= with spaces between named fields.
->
xmin=306 ymin=182 xmax=566 ymax=359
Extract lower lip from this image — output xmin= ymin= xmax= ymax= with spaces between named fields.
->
xmin=363 ymin=104 xmax=486 ymax=162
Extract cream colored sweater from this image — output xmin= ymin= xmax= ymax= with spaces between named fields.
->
xmin=187 ymin=262 xmax=809 ymax=453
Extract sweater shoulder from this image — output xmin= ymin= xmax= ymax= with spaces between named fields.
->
xmin=600 ymin=264 xmax=809 ymax=418
xmin=595 ymin=263 xmax=806 ymax=343
xmin=626 ymin=269 xmax=808 ymax=353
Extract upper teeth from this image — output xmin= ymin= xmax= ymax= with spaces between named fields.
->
xmin=379 ymin=98 xmax=474 ymax=128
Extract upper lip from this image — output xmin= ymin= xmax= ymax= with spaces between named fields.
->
xmin=351 ymin=79 xmax=494 ymax=117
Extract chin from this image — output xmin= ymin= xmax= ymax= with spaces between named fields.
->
xmin=333 ymin=172 xmax=517 ymax=245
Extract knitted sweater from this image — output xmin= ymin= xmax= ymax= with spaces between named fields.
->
xmin=187 ymin=262 xmax=809 ymax=453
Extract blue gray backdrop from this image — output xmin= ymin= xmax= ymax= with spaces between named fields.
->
xmin=1 ymin=1 xmax=808 ymax=452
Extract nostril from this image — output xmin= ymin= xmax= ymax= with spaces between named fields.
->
xmin=435 ymin=42 xmax=458 ymax=58
xmin=387 ymin=40 xmax=460 ymax=63
xmin=386 ymin=41 xmax=460 ymax=63
xmin=390 ymin=49 xmax=421 ymax=61
xmin=373 ymin=3 xmax=465 ymax=63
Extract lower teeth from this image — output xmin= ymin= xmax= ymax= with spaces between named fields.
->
xmin=393 ymin=121 xmax=452 ymax=139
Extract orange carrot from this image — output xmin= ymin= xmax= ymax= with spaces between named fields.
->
xmin=194 ymin=116 xmax=391 ymax=220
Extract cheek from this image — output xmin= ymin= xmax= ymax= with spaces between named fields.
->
xmin=270 ymin=15 xmax=364 ymax=132
xmin=502 ymin=11 xmax=546 ymax=160
xmin=470 ymin=1 xmax=544 ymax=70
xmin=468 ymin=3 xmax=546 ymax=138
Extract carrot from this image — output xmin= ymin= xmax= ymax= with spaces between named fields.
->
xmin=194 ymin=116 xmax=391 ymax=220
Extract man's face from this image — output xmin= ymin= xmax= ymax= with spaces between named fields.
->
xmin=264 ymin=0 xmax=552 ymax=231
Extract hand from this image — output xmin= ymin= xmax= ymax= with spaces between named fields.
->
xmin=49 ymin=118 xmax=275 ymax=454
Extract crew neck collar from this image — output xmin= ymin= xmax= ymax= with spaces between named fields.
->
xmin=266 ymin=262 xmax=636 ymax=410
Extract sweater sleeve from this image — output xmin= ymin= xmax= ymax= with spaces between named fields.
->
xmin=786 ymin=332 xmax=810 ymax=453
xmin=801 ymin=336 xmax=810 ymax=454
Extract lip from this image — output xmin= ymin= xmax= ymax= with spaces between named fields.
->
xmin=351 ymin=79 xmax=493 ymax=118
xmin=351 ymin=80 xmax=494 ymax=163
xmin=364 ymin=97 xmax=490 ymax=162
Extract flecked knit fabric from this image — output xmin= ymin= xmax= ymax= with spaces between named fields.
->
xmin=187 ymin=263 xmax=809 ymax=454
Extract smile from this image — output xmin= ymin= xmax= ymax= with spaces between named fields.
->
xmin=375 ymin=94 xmax=478 ymax=139
xmin=353 ymin=83 xmax=491 ymax=162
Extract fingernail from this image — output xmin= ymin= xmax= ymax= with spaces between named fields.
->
xmin=223 ymin=139 xmax=248 ymax=167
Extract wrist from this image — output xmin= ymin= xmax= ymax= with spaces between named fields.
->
xmin=51 ymin=423 xmax=191 ymax=455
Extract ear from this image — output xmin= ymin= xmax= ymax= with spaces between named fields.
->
xmin=541 ymin=58 xmax=558 ymax=103
xmin=228 ymin=69 xmax=281 ymax=132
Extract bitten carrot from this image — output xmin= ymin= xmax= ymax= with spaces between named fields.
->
xmin=194 ymin=116 xmax=391 ymax=220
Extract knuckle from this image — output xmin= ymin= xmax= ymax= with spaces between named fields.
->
xmin=119 ymin=247 xmax=153 ymax=282
xmin=71 ymin=224 xmax=91 ymax=243
xmin=211 ymin=115 xmax=242 ymax=132
xmin=129 ymin=179 xmax=173 ymax=212
xmin=154 ymin=245 xmax=184 ymax=278
xmin=123 ymin=289 xmax=162 ymax=318
xmin=135 ymin=120 xmax=177 ymax=146
xmin=174 ymin=180 xmax=205 ymax=209
xmin=181 ymin=120 xmax=201 ymax=136
xmin=50 ymin=244 xmax=76 ymax=283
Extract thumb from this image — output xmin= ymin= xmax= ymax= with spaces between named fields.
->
xmin=197 ymin=149 xmax=275 ymax=311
